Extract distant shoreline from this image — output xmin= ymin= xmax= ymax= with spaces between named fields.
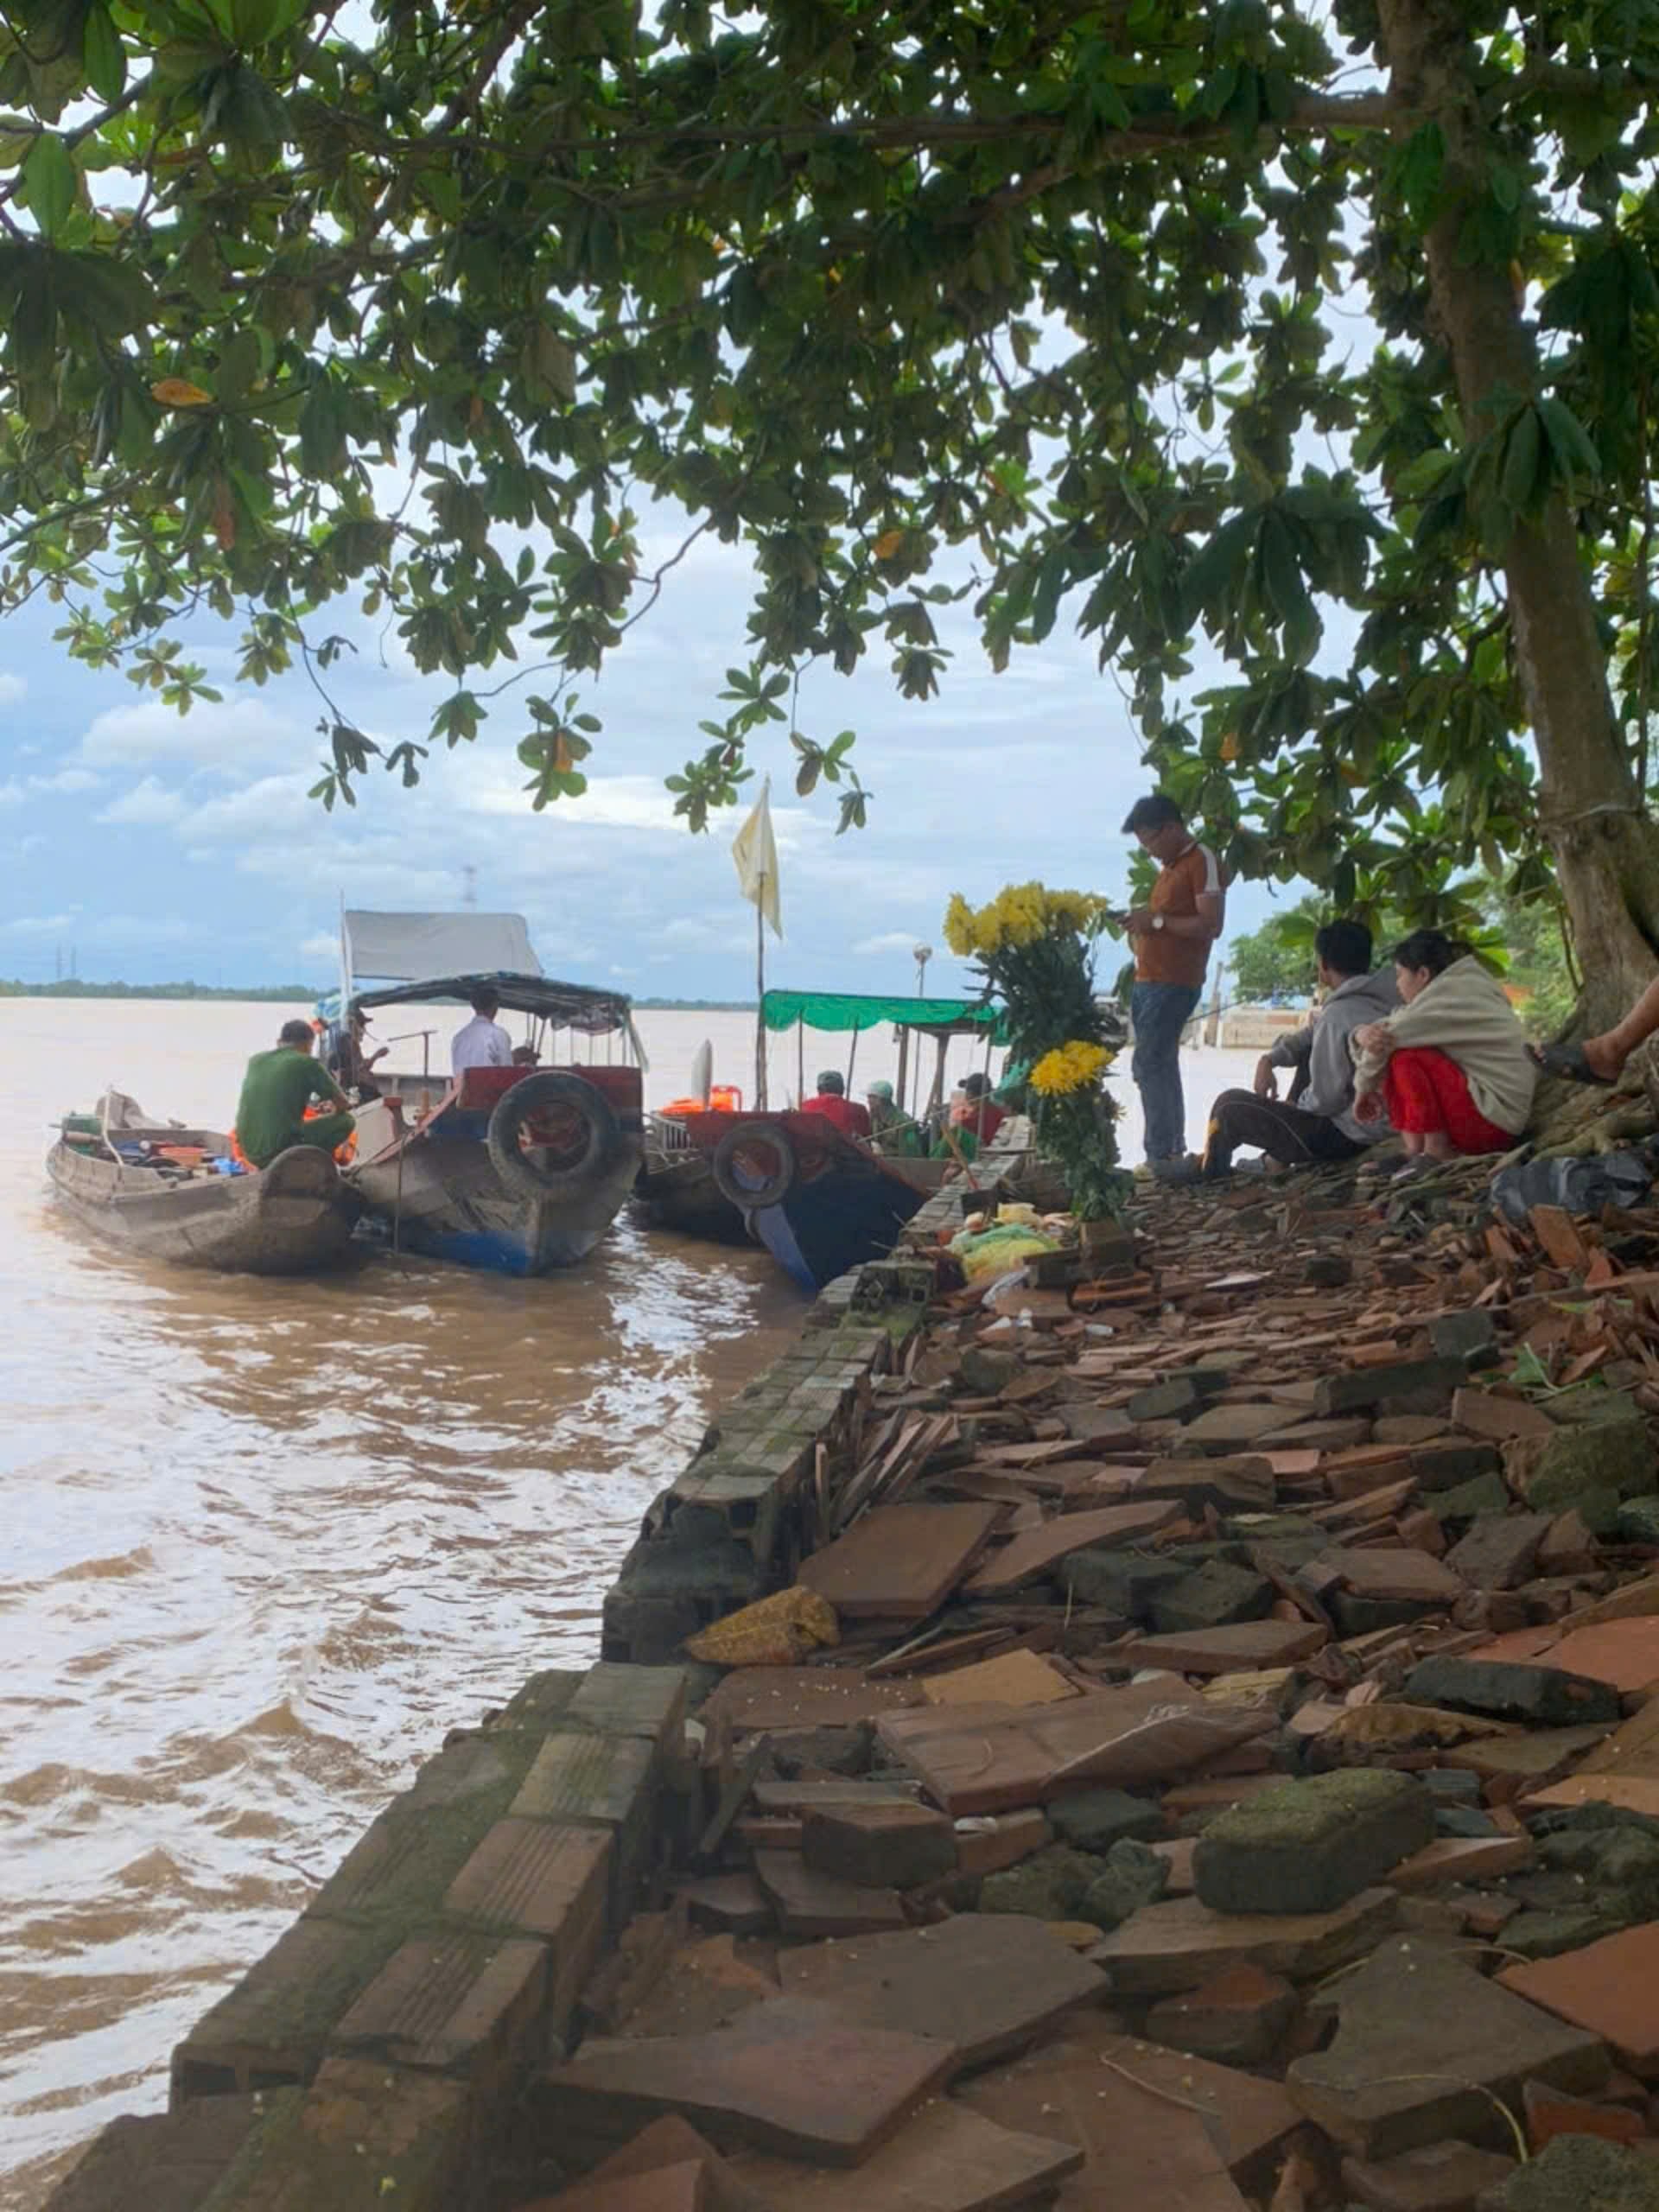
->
xmin=0 ymin=981 xmax=759 ymax=1009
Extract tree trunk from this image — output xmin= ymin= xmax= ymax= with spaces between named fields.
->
xmin=1377 ymin=0 xmax=1659 ymax=1031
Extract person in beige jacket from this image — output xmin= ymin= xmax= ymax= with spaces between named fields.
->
xmin=1350 ymin=931 xmax=1537 ymax=1176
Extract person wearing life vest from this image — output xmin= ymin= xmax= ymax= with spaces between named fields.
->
xmin=234 ymin=1020 xmax=356 ymax=1167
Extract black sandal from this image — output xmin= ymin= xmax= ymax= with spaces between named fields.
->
xmin=1531 ymin=1043 xmax=1618 ymax=1087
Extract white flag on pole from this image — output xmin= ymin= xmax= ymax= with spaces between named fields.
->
xmin=732 ymin=779 xmax=783 ymax=938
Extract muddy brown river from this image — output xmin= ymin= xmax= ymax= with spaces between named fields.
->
xmin=0 ymin=1000 xmax=815 ymax=2207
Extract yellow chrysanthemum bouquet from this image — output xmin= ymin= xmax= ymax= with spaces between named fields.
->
xmin=943 ymin=882 xmax=1128 ymax=1218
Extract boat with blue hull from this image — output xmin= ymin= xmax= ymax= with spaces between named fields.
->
xmin=339 ymin=957 xmax=644 ymax=1276
xmin=675 ymin=1107 xmax=943 ymax=1293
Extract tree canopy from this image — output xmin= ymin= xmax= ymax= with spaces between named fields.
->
xmin=4 ymin=0 xmax=1659 ymax=1014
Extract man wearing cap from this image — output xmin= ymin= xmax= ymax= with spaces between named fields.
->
xmin=799 ymin=1069 xmax=872 ymax=1140
xmin=866 ymin=1078 xmax=923 ymax=1156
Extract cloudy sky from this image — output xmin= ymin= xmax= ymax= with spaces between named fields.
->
xmin=0 ymin=521 xmax=1293 ymax=1000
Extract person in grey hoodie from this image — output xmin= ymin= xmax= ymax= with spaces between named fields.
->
xmin=1190 ymin=920 xmax=1400 ymax=1179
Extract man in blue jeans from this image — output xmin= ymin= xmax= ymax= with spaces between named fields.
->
xmin=1120 ymin=794 xmax=1225 ymax=1174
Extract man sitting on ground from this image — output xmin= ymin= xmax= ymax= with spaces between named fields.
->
xmin=235 ymin=1019 xmax=355 ymax=1167
xmin=1193 ymin=920 xmax=1399 ymax=1178
xmin=451 ymin=986 xmax=513 ymax=1073
xmin=799 ymin=1069 xmax=872 ymax=1140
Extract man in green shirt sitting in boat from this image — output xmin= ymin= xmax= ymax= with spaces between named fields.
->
xmin=235 ymin=1020 xmax=356 ymax=1167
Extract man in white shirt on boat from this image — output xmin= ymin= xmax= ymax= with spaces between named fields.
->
xmin=451 ymin=986 xmax=513 ymax=1073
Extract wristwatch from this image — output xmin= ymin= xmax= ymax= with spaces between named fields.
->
xmin=1152 ymin=915 xmax=1166 ymax=932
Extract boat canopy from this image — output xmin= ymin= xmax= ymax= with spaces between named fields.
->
xmin=353 ymin=971 xmax=632 ymax=1034
xmin=343 ymin=909 xmax=542 ymax=984
xmin=760 ymin=988 xmax=1010 ymax=1042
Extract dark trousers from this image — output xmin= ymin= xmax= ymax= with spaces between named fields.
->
xmin=1203 ymin=1090 xmax=1370 ymax=1172
xmin=1130 ymin=982 xmax=1202 ymax=1162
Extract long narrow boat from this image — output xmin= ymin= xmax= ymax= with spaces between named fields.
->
xmin=345 ymin=971 xmax=645 ymax=1275
xmin=48 ymin=1108 xmax=359 ymax=1274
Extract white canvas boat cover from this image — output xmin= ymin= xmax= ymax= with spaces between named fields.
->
xmin=342 ymin=910 xmax=542 ymax=983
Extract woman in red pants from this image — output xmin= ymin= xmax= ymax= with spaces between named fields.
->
xmin=1350 ymin=931 xmax=1537 ymax=1176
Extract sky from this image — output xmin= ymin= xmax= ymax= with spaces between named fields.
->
xmin=0 ymin=520 xmax=1295 ymax=1001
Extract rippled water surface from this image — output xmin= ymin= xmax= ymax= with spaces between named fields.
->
xmin=0 ymin=1000 xmax=811 ymax=2209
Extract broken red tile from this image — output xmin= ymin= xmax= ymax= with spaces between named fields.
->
xmin=1338 ymin=2140 xmax=1516 ymax=2211
xmin=566 ymin=2116 xmax=766 ymax=2212
xmin=958 ymin=2018 xmax=1299 ymax=2196
xmin=1522 ymin=2076 xmax=1645 ymax=2154
xmin=1501 ymin=1921 xmax=1659 ymax=2075
xmin=1451 ymin=1388 xmax=1556 ymax=1443
xmin=960 ymin=1500 xmax=1181 ymax=1598
xmin=535 ymin=2158 xmax=709 ymax=2211
xmin=1145 ymin=1963 xmax=1298 ymax=2066
xmin=1316 ymin=1548 xmax=1465 ymax=1605
xmin=1114 ymin=1621 xmax=1328 ymax=1676
xmin=777 ymin=1914 xmax=1103 ymax=2072
xmin=728 ymin=2100 xmax=1084 ymax=2212
xmin=700 ymin=1669 xmax=921 ymax=1736
xmin=877 ymin=1683 xmax=1271 ymax=1816
xmin=1525 ymin=1775 xmax=1659 ymax=1820
xmin=1090 ymin=1887 xmax=1399 ymax=1997
xmin=918 ymin=1649 xmax=1077 ymax=1707
xmin=953 ymin=1810 xmax=1052 ymax=1879
xmin=1291 ymin=1935 xmax=1609 ymax=2158
xmin=1387 ymin=1834 xmax=1534 ymax=1891
xmin=535 ymin=1997 xmax=954 ymax=2164
xmin=801 ymin=1802 xmax=956 ymax=1891
xmin=1529 ymin=1205 xmax=1592 ymax=1272
xmin=752 ymin=1851 xmax=908 ymax=1939
xmin=798 ymin=1504 xmax=1004 ymax=1620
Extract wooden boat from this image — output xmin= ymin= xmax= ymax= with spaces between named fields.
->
xmin=636 ymin=989 xmax=1019 ymax=1263
xmin=343 ymin=967 xmax=645 ymax=1275
xmin=634 ymin=1110 xmax=750 ymax=1242
xmin=47 ymin=1104 xmax=358 ymax=1274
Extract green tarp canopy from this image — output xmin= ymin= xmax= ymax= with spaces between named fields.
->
xmin=761 ymin=988 xmax=1010 ymax=1040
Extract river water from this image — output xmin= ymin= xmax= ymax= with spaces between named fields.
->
xmin=0 ymin=999 xmax=1249 ymax=2205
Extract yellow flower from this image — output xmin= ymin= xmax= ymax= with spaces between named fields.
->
xmin=943 ymin=893 xmax=976 ymax=957
xmin=1029 ymin=1038 xmax=1110 ymax=1096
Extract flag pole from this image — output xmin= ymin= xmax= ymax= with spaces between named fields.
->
xmin=754 ymin=878 xmax=768 ymax=1109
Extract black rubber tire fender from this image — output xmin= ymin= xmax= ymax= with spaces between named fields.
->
xmin=712 ymin=1121 xmax=796 ymax=1211
xmin=486 ymin=1071 xmax=621 ymax=1198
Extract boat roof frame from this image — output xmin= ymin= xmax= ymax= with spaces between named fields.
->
xmin=350 ymin=970 xmax=632 ymax=1033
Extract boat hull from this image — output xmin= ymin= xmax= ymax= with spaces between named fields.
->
xmin=632 ymin=1122 xmax=747 ymax=1242
xmin=351 ymin=1099 xmax=641 ymax=1276
xmin=47 ymin=1140 xmax=359 ymax=1274
xmin=749 ymin=1166 xmax=929 ymax=1293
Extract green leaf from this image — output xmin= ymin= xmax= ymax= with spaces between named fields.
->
xmin=21 ymin=134 xmax=77 ymax=239
xmin=81 ymin=6 xmax=127 ymax=100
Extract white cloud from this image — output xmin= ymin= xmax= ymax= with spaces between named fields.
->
xmin=853 ymin=930 xmax=930 ymax=957
xmin=79 ymin=913 xmax=194 ymax=947
xmin=98 ymin=777 xmax=188 ymax=826
xmin=2 ymin=911 xmax=78 ymax=936
xmin=299 ymin=931 xmax=340 ymax=963
xmin=78 ymin=696 xmax=303 ymax=769
xmin=0 ymin=781 xmax=23 ymax=809
xmin=0 ymin=673 xmax=25 ymax=706
xmin=176 ymin=772 xmax=315 ymax=841
xmin=29 ymin=766 xmax=101 ymax=794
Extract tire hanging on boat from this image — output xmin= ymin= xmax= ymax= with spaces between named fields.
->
xmin=711 ymin=1121 xmax=797 ymax=1211
xmin=486 ymin=1071 xmax=621 ymax=1197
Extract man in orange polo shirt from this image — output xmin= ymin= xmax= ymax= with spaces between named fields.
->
xmin=1121 ymin=794 xmax=1225 ymax=1174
